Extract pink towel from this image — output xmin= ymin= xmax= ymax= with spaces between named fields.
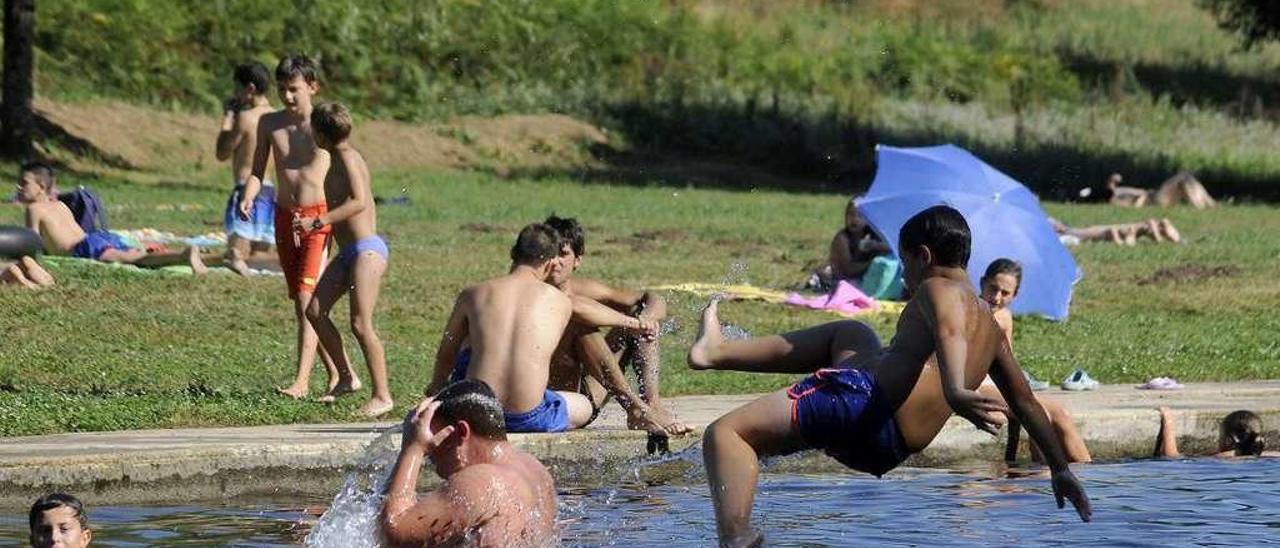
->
xmin=784 ymin=280 xmax=877 ymax=314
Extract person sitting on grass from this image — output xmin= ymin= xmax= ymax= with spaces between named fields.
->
xmin=18 ymin=162 xmax=217 ymax=272
xmin=809 ymin=198 xmax=900 ymax=298
xmin=29 ymin=493 xmax=92 ymax=548
xmin=1153 ymin=408 xmax=1279 ymax=458
xmin=1 ymin=255 xmax=55 ymax=289
xmin=1050 ymin=216 xmax=1181 ymax=246
xmin=689 ymin=205 xmax=1091 ymax=547
xmin=542 ymin=214 xmax=691 ymax=437
xmin=301 ymin=102 xmax=394 ymax=418
xmin=382 ymin=380 xmax=557 ymax=547
xmin=975 ymin=258 xmax=1092 ymax=464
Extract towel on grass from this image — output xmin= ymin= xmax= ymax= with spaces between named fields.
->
xmin=652 ymin=282 xmax=904 ymax=318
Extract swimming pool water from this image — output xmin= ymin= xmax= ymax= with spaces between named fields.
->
xmin=2 ymin=458 xmax=1277 ymax=546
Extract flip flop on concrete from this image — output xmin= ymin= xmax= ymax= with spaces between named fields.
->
xmin=1137 ymin=377 xmax=1184 ymax=390
xmin=1061 ymin=368 xmax=1101 ymax=391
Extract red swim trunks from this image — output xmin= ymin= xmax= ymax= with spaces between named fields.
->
xmin=275 ymin=203 xmax=332 ymax=299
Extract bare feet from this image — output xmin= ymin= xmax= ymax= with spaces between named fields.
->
xmin=1160 ymin=218 xmax=1181 ymax=243
xmin=1108 ymin=227 xmax=1124 ymax=245
xmin=277 ymin=384 xmax=308 ymax=399
xmin=688 ymin=298 xmax=724 ymax=370
xmin=317 ymin=377 xmax=363 ymax=403
xmin=721 ymin=528 xmax=764 ymax=548
xmin=188 ymin=247 xmax=209 ymax=275
xmin=626 ymin=402 xmax=693 ymax=436
xmin=20 ymin=256 xmax=55 ymax=287
xmin=1145 ymin=219 xmax=1164 ymax=243
xmin=1123 ymin=226 xmax=1138 ymax=246
xmin=227 ymin=257 xmax=251 ymax=277
xmin=356 ymin=397 xmax=395 ymax=418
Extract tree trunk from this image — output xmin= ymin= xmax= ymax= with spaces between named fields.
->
xmin=1 ymin=0 xmax=35 ymax=160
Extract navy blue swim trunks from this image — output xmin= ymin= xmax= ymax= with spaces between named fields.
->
xmin=788 ymin=367 xmax=910 ymax=477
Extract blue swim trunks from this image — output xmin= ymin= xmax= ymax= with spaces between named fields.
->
xmin=224 ymin=183 xmax=276 ymax=243
xmin=504 ymin=390 xmax=571 ymax=433
xmin=72 ymin=230 xmax=133 ymax=260
xmin=788 ymin=367 xmax=910 ymax=477
xmin=338 ymin=235 xmax=389 ymax=269
xmin=448 ymin=348 xmax=571 ymax=433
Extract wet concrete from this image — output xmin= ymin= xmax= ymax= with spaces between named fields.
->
xmin=2 ymin=381 xmax=1277 ymax=508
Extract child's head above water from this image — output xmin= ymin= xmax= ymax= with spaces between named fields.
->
xmin=898 ymin=205 xmax=971 ymax=291
xmin=980 ymin=258 xmax=1022 ymax=310
xmin=29 ymin=492 xmax=91 ymax=548
xmin=1220 ymin=410 xmax=1266 ymax=456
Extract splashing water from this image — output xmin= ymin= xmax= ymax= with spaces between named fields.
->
xmin=305 ymin=427 xmax=403 ymax=547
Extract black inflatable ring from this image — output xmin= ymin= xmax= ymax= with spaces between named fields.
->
xmin=0 ymin=226 xmax=43 ymax=259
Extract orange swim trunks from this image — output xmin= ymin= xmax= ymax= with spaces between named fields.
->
xmin=275 ymin=203 xmax=332 ymax=299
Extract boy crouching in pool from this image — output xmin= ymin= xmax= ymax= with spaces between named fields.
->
xmin=19 ymin=162 xmax=216 ymax=272
xmin=689 ymin=206 xmax=1091 ymax=547
xmin=301 ymin=102 xmax=394 ymax=417
xmin=239 ymin=54 xmax=343 ymax=400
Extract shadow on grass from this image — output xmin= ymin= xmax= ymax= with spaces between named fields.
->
xmin=507 ymin=100 xmax=1280 ymax=203
xmin=1063 ymin=51 xmax=1280 ymax=121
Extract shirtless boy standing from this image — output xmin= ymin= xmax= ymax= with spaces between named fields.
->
xmin=214 ymin=61 xmax=276 ymax=276
xmin=19 ymin=162 xmax=214 ymax=272
xmin=689 ymin=205 xmax=1092 ymax=547
xmin=382 ymin=380 xmax=557 ymax=547
xmin=303 ymin=102 xmax=393 ymax=417
xmin=425 ymin=224 xmax=599 ymax=432
xmin=238 ymin=54 xmax=340 ymax=399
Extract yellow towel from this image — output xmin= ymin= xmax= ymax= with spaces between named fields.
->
xmin=651 ymin=283 xmax=905 ymax=318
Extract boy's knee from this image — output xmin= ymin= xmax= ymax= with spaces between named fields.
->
xmin=303 ymin=300 xmax=325 ymax=323
xmin=350 ymin=316 xmax=376 ymax=338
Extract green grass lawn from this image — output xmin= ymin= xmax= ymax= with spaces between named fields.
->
xmin=1 ymin=167 xmax=1278 ymax=436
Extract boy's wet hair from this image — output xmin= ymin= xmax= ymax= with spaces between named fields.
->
xmin=275 ymin=53 xmax=320 ymax=84
xmin=898 ymin=205 xmax=971 ymax=268
xmin=233 ymin=62 xmax=270 ymax=93
xmin=20 ymin=161 xmax=55 ymax=191
xmin=311 ymin=102 xmax=352 ymax=144
xmin=28 ymin=492 xmax=88 ymax=532
xmin=982 ymin=258 xmax=1023 ymax=288
xmin=544 ymin=214 xmax=585 ymax=256
xmin=510 ymin=223 xmax=562 ymax=266
xmin=434 ymin=379 xmax=506 ymax=440
xmin=1221 ymin=410 xmax=1265 ymax=456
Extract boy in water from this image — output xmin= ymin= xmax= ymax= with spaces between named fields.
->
xmin=302 ymin=102 xmax=393 ymax=417
xmin=214 ymin=61 xmax=278 ymax=276
xmin=19 ymin=162 xmax=215 ymax=272
xmin=382 ymin=380 xmax=557 ymax=547
xmin=238 ymin=54 xmax=341 ymax=399
xmin=29 ymin=493 xmax=92 ymax=548
xmin=1154 ymin=408 xmax=1279 ymax=458
xmin=689 ymin=206 xmax=1091 ymax=547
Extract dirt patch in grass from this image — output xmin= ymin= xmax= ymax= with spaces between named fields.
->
xmin=603 ymin=229 xmax=688 ymax=252
xmin=1137 ymin=263 xmax=1242 ymax=285
xmin=33 ymin=97 xmax=610 ymax=176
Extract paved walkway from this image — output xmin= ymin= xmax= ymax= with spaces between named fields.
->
xmin=2 ymin=381 xmax=1278 ymax=506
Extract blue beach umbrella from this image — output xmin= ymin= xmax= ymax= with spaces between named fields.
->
xmin=856 ymin=144 xmax=1081 ymax=320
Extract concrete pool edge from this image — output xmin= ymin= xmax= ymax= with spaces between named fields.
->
xmin=2 ymin=382 xmax=1279 ymax=507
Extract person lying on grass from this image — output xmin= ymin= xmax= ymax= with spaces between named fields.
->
xmin=688 ymin=205 xmax=1092 ymax=547
xmin=19 ymin=162 xmax=217 ymax=272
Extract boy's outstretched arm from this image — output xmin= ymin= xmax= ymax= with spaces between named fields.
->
xmin=238 ymin=119 xmax=273 ymax=219
xmin=990 ymin=344 xmax=1093 ymax=522
xmin=427 ymin=293 xmax=470 ymax=396
xmin=923 ymin=282 xmax=1008 ymax=435
xmin=570 ymin=295 xmax=659 ymax=339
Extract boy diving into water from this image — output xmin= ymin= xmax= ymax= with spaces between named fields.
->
xmin=689 ymin=205 xmax=1092 ymax=547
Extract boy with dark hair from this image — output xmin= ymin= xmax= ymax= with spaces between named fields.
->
xmin=216 ymin=61 xmax=277 ymax=276
xmin=18 ymin=163 xmax=216 ymax=272
xmin=382 ymin=381 xmax=557 ymax=547
xmin=29 ymin=492 xmax=92 ymax=548
xmin=689 ymin=205 xmax=1091 ymax=547
xmin=237 ymin=53 xmax=342 ymax=400
xmin=542 ymin=214 xmax=690 ymax=436
xmin=426 ymin=224 xmax=600 ymax=432
xmin=303 ymin=102 xmax=393 ymax=417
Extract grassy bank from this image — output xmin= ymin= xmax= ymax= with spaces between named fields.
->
xmin=31 ymin=0 xmax=1280 ymax=197
xmin=1 ymin=167 xmax=1278 ymax=436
